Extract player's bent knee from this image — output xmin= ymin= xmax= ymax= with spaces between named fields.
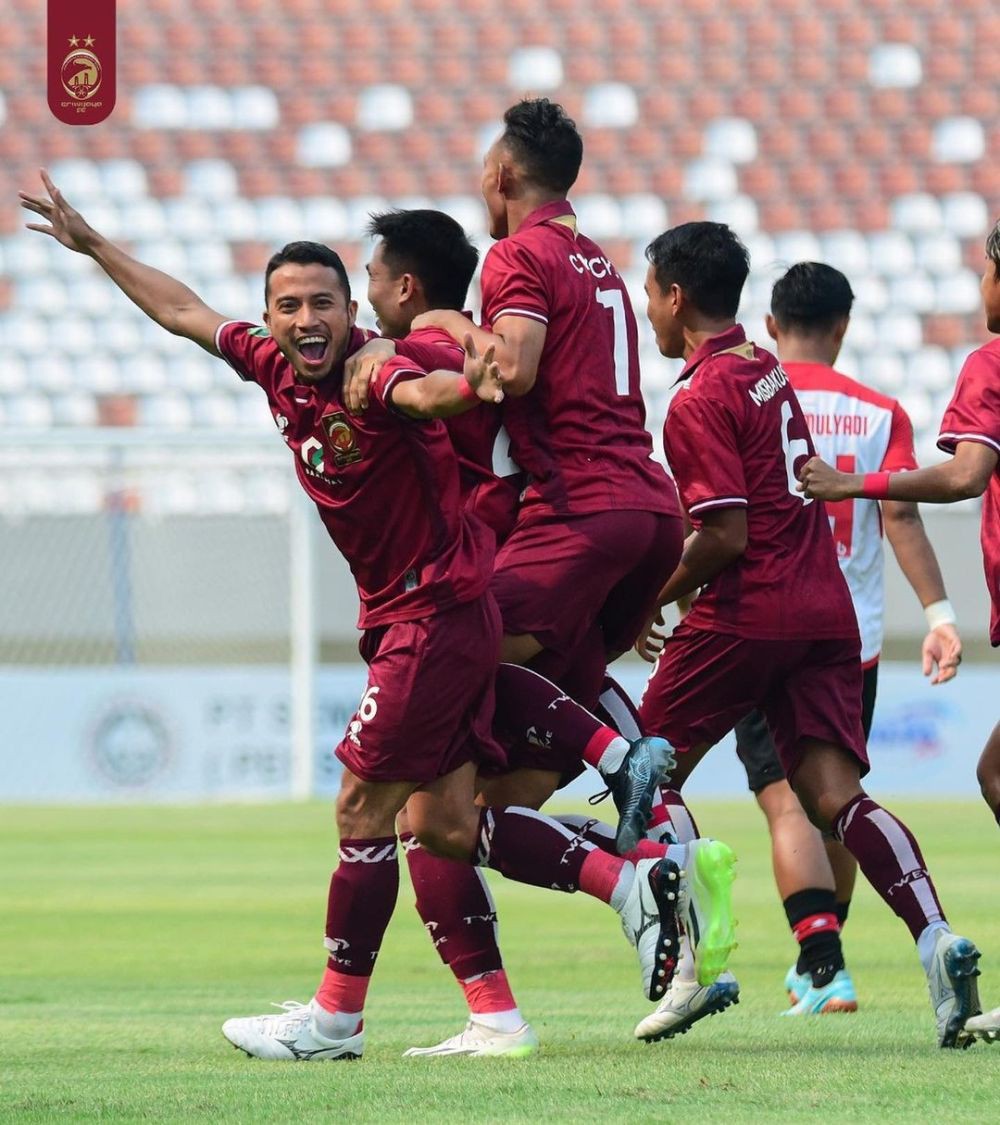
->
xmin=410 ymin=818 xmax=476 ymax=862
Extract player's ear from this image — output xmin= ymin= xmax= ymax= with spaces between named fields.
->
xmin=765 ymin=313 xmax=778 ymax=341
xmin=263 ymin=309 xmax=271 ymax=328
xmin=399 ymin=272 xmax=417 ymax=302
xmin=347 ymin=299 xmax=358 ymax=326
xmin=831 ymin=315 xmax=849 ymax=347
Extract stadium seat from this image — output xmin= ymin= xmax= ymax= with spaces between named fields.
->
xmin=356 ymin=85 xmax=413 ymax=131
xmin=891 ymin=193 xmax=943 ymax=233
xmin=934 ymin=271 xmax=984 ymax=315
xmin=868 ymin=43 xmax=922 ymax=87
xmin=932 ymin=117 xmax=986 ymax=163
xmin=582 ymin=83 xmax=638 ymax=129
xmin=907 ymin=345 xmax=956 ymax=392
xmin=683 ymin=158 xmax=738 ymax=203
xmin=867 ymin=231 xmax=916 ymax=277
xmin=704 ymin=118 xmax=758 ymax=164
xmin=889 ymin=273 xmax=937 ymax=314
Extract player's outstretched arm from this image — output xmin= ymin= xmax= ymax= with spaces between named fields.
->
xmin=390 ymin=337 xmax=503 ymax=419
xmin=882 ymin=502 xmax=962 ymax=685
xmin=799 ymin=442 xmax=996 ymax=504
xmin=19 ymin=169 xmax=227 ymax=355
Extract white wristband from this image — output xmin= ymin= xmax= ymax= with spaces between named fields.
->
xmin=924 ymin=599 xmax=957 ymax=630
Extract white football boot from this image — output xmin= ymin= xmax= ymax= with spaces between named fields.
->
xmin=925 ymin=932 xmax=982 ymax=1049
xmin=617 ymin=856 xmax=683 ymax=1000
xmin=403 ymin=1020 xmax=539 ymax=1058
xmin=222 ymin=1000 xmax=363 ymax=1061
xmin=964 ymin=1006 xmax=1000 ymax=1043
xmin=634 ymin=971 xmax=740 ymax=1042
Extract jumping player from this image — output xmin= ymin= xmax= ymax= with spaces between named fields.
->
xmin=800 ymin=221 xmax=1000 ymax=1042
xmin=355 ymin=206 xmax=688 ymax=1057
xmin=633 ymin=221 xmax=984 ymax=1049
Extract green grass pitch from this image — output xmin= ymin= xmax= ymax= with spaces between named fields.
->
xmin=2 ymin=799 xmax=998 ymax=1122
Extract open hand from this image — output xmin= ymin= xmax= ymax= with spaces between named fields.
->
xmin=19 ymin=169 xmax=99 ymax=255
xmin=462 ymin=334 xmax=504 ymax=405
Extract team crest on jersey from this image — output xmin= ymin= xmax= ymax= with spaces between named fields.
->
xmin=322 ymin=411 xmax=363 ymax=466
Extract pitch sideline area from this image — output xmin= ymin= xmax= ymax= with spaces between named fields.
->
xmin=2 ymin=800 xmax=998 ymax=1121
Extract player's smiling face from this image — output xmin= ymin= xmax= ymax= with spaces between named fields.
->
xmin=644 ymin=265 xmax=685 ymax=359
xmin=264 ymin=262 xmax=357 ymax=383
xmin=365 ymin=241 xmax=408 ymax=339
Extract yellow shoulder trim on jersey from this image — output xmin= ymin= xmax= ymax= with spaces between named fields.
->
xmin=713 ymin=341 xmax=756 ymax=360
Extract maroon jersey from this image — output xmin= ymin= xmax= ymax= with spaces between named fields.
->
xmin=664 ymin=325 xmax=857 ymax=641
xmin=479 ymin=201 xmax=678 ymax=520
xmin=937 ymin=336 xmax=1000 ymax=646
xmin=394 ymin=324 xmax=523 ymax=543
xmin=216 ymin=321 xmax=492 ymax=629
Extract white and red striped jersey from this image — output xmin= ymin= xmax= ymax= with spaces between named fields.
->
xmin=785 ymin=362 xmax=918 ymax=664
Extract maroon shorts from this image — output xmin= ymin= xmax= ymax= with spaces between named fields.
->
xmin=335 ymin=594 xmax=507 ymax=784
xmin=638 ymin=622 xmax=868 ymax=781
xmin=491 ymin=510 xmax=682 ymax=784
xmin=492 ymin=510 xmax=683 ymax=660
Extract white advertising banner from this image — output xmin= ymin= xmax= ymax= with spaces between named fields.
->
xmin=0 ymin=662 xmax=995 ymax=803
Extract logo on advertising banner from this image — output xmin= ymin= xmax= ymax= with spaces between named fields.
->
xmin=88 ymin=701 xmax=173 ymax=788
xmin=48 ymin=0 xmax=116 ymax=124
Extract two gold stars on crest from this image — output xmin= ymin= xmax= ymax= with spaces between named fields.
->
xmin=68 ymin=35 xmax=96 ymax=48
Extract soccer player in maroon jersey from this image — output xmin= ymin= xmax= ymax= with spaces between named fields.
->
xmin=358 ymin=206 xmax=731 ymax=1055
xmin=633 ymin=220 xmax=985 ymax=1049
xmin=736 ymin=262 xmax=963 ymax=1018
xmin=412 ymin=100 xmax=692 ymax=847
xmin=19 ymin=171 xmax=708 ymax=1062
xmin=801 ymin=221 xmax=1000 ymax=1042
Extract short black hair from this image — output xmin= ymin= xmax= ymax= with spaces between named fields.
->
xmin=645 ymin=222 xmax=749 ymax=318
xmin=366 ymin=209 xmax=479 ymax=310
xmin=500 ymin=98 xmax=583 ymax=195
xmin=771 ymin=262 xmax=855 ymax=334
xmin=264 ymin=241 xmax=351 ymax=304
xmin=986 ymin=219 xmax=1000 ymax=277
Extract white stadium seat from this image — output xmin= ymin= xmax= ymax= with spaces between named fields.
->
xmin=357 ymin=85 xmax=413 ymax=131
xmin=890 ymin=193 xmax=942 ymax=233
xmin=705 ymin=118 xmax=758 ymax=165
xmin=582 ymin=83 xmax=639 ymax=129
xmin=932 ymin=117 xmax=985 ymax=164
xmin=184 ymin=159 xmax=240 ymax=202
xmin=507 ymin=46 xmax=563 ymax=91
xmin=869 ymin=43 xmax=922 ymax=89
xmin=296 ymin=123 xmax=352 ymax=169
xmin=683 ymin=158 xmax=738 ymax=202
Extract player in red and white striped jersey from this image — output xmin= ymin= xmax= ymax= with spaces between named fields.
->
xmin=801 ymin=222 xmax=1000 ymax=1042
xmin=733 ymin=262 xmax=962 ymax=1014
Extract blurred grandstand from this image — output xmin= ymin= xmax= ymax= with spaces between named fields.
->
xmin=1 ymin=0 xmax=997 ymax=479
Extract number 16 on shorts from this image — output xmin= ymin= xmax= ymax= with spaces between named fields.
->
xmin=347 ymin=685 xmax=380 ymax=747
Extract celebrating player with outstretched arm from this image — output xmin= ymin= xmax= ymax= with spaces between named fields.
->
xmin=800 ymin=220 xmax=1000 ymax=1043
xmin=634 ymin=220 xmax=987 ymax=1049
xmin=20 ymin=170 xmax=724 ymax=1064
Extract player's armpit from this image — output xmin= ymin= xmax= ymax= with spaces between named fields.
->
xmin=488 ymin=315 xmax=546 ymax=397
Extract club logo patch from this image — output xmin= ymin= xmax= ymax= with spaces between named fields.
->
xmin=322 ymin=412 xmax=363 ymax=467
xmin=47 ymin=1 xmax=117 ymax=125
